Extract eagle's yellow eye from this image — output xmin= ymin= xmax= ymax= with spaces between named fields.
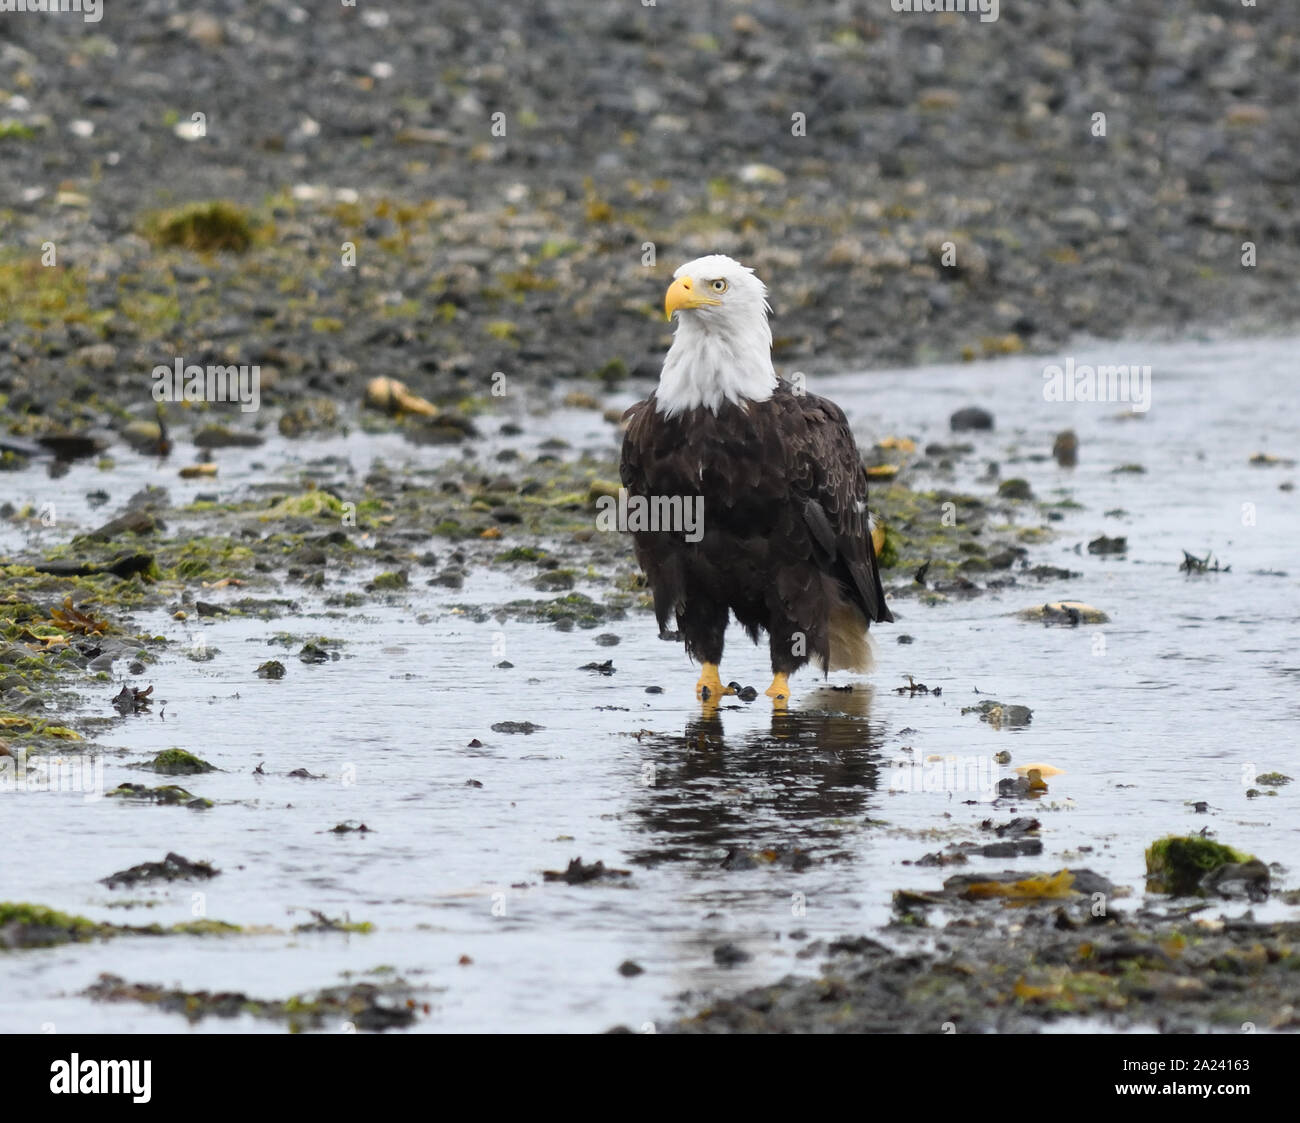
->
xmin=710 ymin=279 xmax=728 ymax=294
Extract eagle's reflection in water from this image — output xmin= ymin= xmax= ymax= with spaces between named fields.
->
xmin=628 ymin=686 xmax=887 ymax=865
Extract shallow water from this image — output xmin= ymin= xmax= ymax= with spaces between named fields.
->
xmin=2 ymin=336 xmax=1298 ymax=1032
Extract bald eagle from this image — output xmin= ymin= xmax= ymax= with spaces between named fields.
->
xmin=620 ymin=255 xmax=893 ymax=704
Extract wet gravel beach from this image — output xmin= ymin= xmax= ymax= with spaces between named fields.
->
xmin=1 ymin=2 xmax=1298 ymax=1038
xmin=2 ymin=0 xmax=1299 ymax=426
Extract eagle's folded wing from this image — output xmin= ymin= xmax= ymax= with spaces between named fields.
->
xmin=790 ymin=393 xmax=894 ymax=624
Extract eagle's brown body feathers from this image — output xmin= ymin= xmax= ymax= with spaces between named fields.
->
xmin=620 ymin=379 xmax=892 ymax=679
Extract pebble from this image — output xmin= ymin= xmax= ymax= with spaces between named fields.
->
xmin=950 ymin=407 xmax=995 ymax=432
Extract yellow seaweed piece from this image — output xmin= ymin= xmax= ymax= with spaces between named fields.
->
xmin=1015 ymin=762 xmax=1065 ymax=777
xmin=964 ymin=869 xmax=1077 ymax=901
xmin=877 ymin=436 xmax=917 ymax=453
xmin=1013 ymin=978 xmax=1065 ymax=1001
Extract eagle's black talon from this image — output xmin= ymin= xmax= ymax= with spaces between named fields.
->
xmin=738 ymin=686 xmax=758 ymax=701
xmin=727 ymin=681 xmax=742 ymax=693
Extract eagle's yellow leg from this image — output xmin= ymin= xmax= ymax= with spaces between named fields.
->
xmin=695 ymin=663 xmax=735 ymax=701
xmin=764 ymin=673 xmax=791 ymax=705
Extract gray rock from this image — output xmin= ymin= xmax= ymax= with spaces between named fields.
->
xmin=950 ymin=407 xmax=995 ymax=432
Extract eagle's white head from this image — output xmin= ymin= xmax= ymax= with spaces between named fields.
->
xmin=655 ymin=254 xmax=777 ymax=417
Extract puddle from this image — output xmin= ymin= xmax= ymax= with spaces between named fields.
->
xmin=1 ymin=336 xmax=1297 ymax=1031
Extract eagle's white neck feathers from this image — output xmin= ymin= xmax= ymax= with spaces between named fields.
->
xmin=656 ymin=254 xmax=777 ymax=417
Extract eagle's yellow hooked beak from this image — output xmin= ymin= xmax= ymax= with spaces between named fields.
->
xmin=665 ymin=275 xmax=721 ymax=320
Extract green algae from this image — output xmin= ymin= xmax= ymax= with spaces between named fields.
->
xmin=260 ymin=491 xmax=349 ymax=521
xmin=85 ymin=973 xmax=417 ymax=1031
xmin=0 ymin=902 xmax=101 ymax=947
xmin=106 ymin=783 xmax=213 ymax=808
xmin=141 ymin=200 xmax=256 ymax=253
xmin=496 ymin=546 xmax=548 ymax=563
xmin=0 ymin=902 xmax=243 ymax=949
xmin=148 ymin=749 xmax=216 ymax=775
xmin=1145 ymin=836 xmax=1255 ymax=896
xmin=369 ymin=570 xmax=409 ymax=591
